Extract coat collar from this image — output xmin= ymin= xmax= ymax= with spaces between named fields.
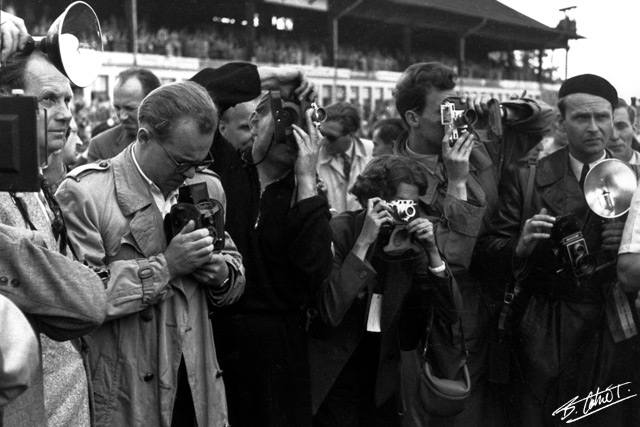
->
xmin=111 ymin=145 xmax=166 ymax=257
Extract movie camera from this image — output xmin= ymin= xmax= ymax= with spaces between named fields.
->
xmin=440 ymin=97 xmax=504 ymax=145
xmin=0 ymin=2 xmax=102 ymax=192
xmin=163 ymin=183 xmax=225 ymax=252
xmin=270 ymin=90 xmax=326 ymax=145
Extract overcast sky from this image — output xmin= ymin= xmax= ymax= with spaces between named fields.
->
xmin=497 ymin=0 xmax=639 ymax=101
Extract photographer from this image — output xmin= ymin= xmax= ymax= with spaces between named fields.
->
xmin=309 ymin=155 xmax=461 ymax=426
xmin=392 ymin=62 xmax=553 ymax=426
xmin=481 ymin=74 xmax=639 ymax=425
xmin=56 ymin=81 xmax=245 ymax=427
xmin=1 ymin=42 xmax=108 ymax=426
xmin=192 ymin=65 xmax=332 ymax=426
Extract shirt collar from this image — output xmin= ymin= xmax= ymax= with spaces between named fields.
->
xmin=568 ymin=151 xmax=607 ymax=181
xmin=131 ymin=143 xmax=180 ymax=207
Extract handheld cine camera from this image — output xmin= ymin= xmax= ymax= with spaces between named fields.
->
xmin=164 ymin=183 xmax=225 ymax=252
xmin=377 ymin=200 xmax=423 ymax=260
xmin=440 ymin=97 xmax=504 ymax=145
xmin=270 ymin=90 xmax=326 ymax=145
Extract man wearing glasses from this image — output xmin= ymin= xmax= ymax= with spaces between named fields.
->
xmin=85 ymin=67 xmax=161 ymax=162
xmin=316 ymin=101 xmax=373 ymax=213
xmin=56 ymin=81 xmax=245 ymax=427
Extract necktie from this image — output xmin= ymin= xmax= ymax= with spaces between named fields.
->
xmin=341 ymin=153 xmax=352 ymax=182
xmin=579 ymin=163 xmax=590 ymax=189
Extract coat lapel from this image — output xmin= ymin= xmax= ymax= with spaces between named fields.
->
xmin=112 ymin=147 xmax=167 ymax=257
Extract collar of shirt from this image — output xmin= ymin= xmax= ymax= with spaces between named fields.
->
xmin=404 ymin=143 xmax=440 ymax=174
xmin=131 ymin=143 xmax=179 ymax=216
xmin=318 ymin=136 xmax=362 ymax=166
xmin=568 ymin=151 xmax=607 ymax=182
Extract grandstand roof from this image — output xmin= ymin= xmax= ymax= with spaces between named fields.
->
xmin=348 ymin=0 xmax=580 ymax=51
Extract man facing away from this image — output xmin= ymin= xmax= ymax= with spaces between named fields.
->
xmin=57 ymin=81 xmax=245 ymax=427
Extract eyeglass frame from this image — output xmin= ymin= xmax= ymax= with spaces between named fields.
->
xmin=155 ymin=139 xmax=214 ymax=174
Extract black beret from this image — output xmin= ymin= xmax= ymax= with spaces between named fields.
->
xmin=558 ymin=74 xmax=618 ymax=108
xmin=189 ymin=68 xmax=217 ymax=89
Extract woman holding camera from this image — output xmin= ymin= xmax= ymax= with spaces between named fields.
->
xmin=309 ymin=155 xmax=462 ymax=427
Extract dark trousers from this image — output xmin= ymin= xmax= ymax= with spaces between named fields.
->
xmin=172 ymin=357 xmax=196 ymax=427
xmin=212 ymin=312 xmax=311 ymax=427
xmin=314 ymin=333 xmax=399 ymax=427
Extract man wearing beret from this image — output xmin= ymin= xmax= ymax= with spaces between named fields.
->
xmin=481 ymin=74 xmax=640 ymax=425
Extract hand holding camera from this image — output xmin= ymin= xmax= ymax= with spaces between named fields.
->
xmin=441 ymin=126 xmax=474 ymax=201
xmin=0 ymin=11 xmax=29 ymax=63
xmin=601 ymin=221 xmax=625 ymax=253
xmin=352 ymin=198 xmax=395 ymax=260
xmin=292 ymin=108 xmax=324 ymax=200
xmin=164 ymin=220 xmax=216 ymax=280
xmin=190 ymin=255 xmax=230 ymax=289
xmin=515 ymin=208 xmax=556 ymax=258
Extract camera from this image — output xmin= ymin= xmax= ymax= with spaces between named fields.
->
xmin=0 ymin=93 xmax=41 ymax=192
xmin=270 ymin=90 xmax=326 ymax=145
xmin=550 ymin=213 xmax=597 ymax=279
xmin=440 ymin=97 xmax=504 ymax=145
xmin=377 ymin=200 xmax=422 ymax=260
xmin=164 ymin=182 xmax=225 ymax=252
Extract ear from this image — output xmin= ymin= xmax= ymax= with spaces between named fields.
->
xmin=249 ymin=111 xmax=259 ymax=137
xmin=556 ymin=113 xmax=567 ymax=135
xmin=404 ymin=110 xmax=420 ymax=128
xmin=138 ymin=127 xmax=151 ymax=144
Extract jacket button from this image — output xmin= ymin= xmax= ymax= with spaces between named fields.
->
xmin=359 ymin=271 xmax=367 ymax=279
xmin=99 ymin=161 xmax=108 ymax=168
xmin=216 ymin=370 xmax=224 ymax=378
xmin=10 ymin=279 xmax=19 ymax=287
xmin=143 ymin=373 xmax=154 ymax=382
xmin=141 ymin=310 xmax=153 ymax=322
xmin=0 ymin=277 xmax=7 ymax=285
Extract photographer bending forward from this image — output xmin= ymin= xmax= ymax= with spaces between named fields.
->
xmin=310 ymin=155 xmax=461 ymax=427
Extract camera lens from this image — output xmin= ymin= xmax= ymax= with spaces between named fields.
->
xmin=313 ymin=107 xmax=327 ymax=123
xmin=278 ymin=107 xmax=298 ymax=127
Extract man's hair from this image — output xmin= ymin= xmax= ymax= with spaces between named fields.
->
xmin=372 ymin=118 xmax=406 ymax=144
xmin=394 ymin=62 xmax=457 ymax=125
xmin=0 ymin=51 xmax=39 ymax=92
xmin=350 ymin=155 xmax=428 ymax=204
xmin=616 ymin=98 xmax=636 ymax=124
xmin=117 ymin=68 xmax=161 ymax=97
xmin=324 ymin=101 xmax=361 ymax=134
xmin=138 ymin=81 xmax=217 ymax=145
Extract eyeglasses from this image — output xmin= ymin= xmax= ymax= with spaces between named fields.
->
xmin=156 ymin=141 xmax=213 ymax=174
xmin=324 ymin=133 xmax=349 ymax=143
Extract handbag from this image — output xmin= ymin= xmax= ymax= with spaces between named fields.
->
xmin=418 ymin=309 xmax=471 ymax=417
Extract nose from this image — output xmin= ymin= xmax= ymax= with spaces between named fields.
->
xmin=52 ymin=103 xmax=72 ymax=126
xmin=586 ymin=116 xmax=599 ymax=131
xmin=118 ymin=110 xmax=130 ymax=121
xmin=182 ymin=167 xmax=196 ymax=179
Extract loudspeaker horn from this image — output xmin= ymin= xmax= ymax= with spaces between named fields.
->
xmin=21 ymin=1 xmax=103 ymax=87
xmin=583 ymin=158 xmax=638 ymax=219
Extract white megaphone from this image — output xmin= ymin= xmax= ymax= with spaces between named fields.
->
xmin=21 ymin=1 xmax=103 ymax=87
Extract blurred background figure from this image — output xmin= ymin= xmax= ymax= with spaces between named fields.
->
xmin=84 ymin=67 xmax=160 ymax=162
xmin=608 ymin=98 xmax=640 ymax=164
xmin=371 ymin=118 xmax=406 ymax=157
xmin=317 ymin=101 xmax=373 ymax=213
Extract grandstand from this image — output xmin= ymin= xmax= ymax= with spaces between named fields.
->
xmin=5 ymin=0 xmax=579 ymax=120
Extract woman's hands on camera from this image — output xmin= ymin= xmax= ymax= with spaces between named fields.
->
xmin=406 ymin=217 xmax=445 ymax=273
xmin=352 ymin=198 xmax=394 ymax=261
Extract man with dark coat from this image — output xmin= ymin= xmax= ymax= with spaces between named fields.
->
xmin=480 ymin=74 xmax=640 ymax=426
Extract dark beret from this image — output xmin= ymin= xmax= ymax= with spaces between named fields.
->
xmin=558 ymin=74 xmax=618 ymax=108
xmin=189 ymin=68 xmax=217 ymax=89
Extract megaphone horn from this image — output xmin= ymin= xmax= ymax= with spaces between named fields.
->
xmin=21 ymin=1 xmax=103 ymax=88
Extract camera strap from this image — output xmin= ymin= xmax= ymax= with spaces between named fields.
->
xmin=498 ymin=156 xmax=538 ymax=333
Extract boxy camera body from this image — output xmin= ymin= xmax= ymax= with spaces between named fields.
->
xmin=440 ymin=97 xmax=504 ymax=145
xmin=164 ymin=183 xmax=225 ymax=252
xmin=270 ymin=90 xmax=325 ymax=145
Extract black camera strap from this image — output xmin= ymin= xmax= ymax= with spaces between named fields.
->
xmin=497 ymin=156 xmax=538 ymax=333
